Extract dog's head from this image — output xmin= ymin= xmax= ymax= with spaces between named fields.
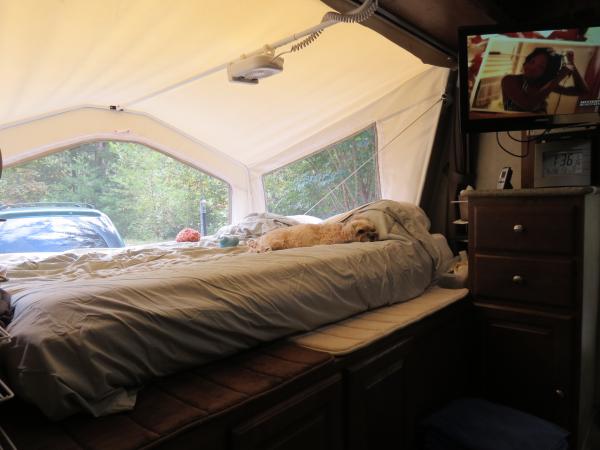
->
xmin=344 ymin=218 xmax=379 ymax=242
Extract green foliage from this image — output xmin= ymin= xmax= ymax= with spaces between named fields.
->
xmin=263 ymin=126 xmax=380 ymax=218
xmin=0 ymin=142 xmax=230 ymax=244
xmin=0 ymin=128 xmax=380 ymax=244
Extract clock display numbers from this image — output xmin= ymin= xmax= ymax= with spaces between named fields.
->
xmin=542 ymin=150 xmax=583 ymax=176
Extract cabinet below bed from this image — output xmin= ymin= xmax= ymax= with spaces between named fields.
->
xmin=0 ymin=294 xmax=471 ymax=450
xmin=232 ymin=375 xmax=344 ymax=450
xmin=345 ymin=339 xmax=412 ymax=450
xmin=341 ymin=297 xmax=473 ymax=450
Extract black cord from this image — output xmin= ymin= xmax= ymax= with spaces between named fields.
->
xmin=496 ymin=131 xmax=530 ymax=158
xmin=553 ymin=91 xmax=564 ymax=115
xmin=505 ymin=129 xmax=550 ymax=143
xmin=552 ymin=74 xmax=570 ymax=115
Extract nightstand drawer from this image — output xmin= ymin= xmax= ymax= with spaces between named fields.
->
xmin=473 ymin=255 xmax=575 ymax=307
xmin=471 ymin=202 xmax=577 ymax=255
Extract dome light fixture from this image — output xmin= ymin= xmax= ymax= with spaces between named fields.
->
xmin=228 ymin=52 xmax=285 ymax=85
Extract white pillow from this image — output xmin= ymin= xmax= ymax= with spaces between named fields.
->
xmin=286 ymin=214 xmax=323 ymax=224
xmin=325 ymin=199 xmax=431 ymax=237
xmin=325 ymin=200 xmax=449 ymax=277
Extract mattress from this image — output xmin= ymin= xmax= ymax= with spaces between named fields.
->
xmin=0 ymin=200 xmax=454 ymax=420
xmin=289 ymin=286 xmax=469 ymax=354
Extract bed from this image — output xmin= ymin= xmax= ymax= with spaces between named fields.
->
xmin=0 ymin=287 xmax=471 ymax=450
xmin=0 ymin=200 xmax=459 ymax=422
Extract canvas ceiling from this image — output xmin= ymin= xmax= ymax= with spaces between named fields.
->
xmin=0 ymin=0 xmax=448 ymax=220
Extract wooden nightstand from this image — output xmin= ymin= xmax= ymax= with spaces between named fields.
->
xmin=467 ymin=187 xmax=600 ymax=450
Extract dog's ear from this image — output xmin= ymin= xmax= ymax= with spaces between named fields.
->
xmin=341 ymin=220 xmax=359 ymax=241
xmin=339 ymin=220 xmax=351 ymax=234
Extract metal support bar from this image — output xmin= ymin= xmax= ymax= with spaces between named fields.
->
xmin=0 ymin=426 xmax=17 ymax=450
xmin=0 ymin=328 xmax=10 ymax=346
xmin=0 ymin=378 xmax=14 ymax=403
xmin=0 ymin=326 xmax=14 ymax=403
xmin=199 ymin=199 xmax=208 ymax=236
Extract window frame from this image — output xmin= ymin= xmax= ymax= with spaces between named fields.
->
xmin=1 ymin=138 xmax=234 ymax=233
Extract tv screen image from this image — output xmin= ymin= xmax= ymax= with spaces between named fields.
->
xmin=459 ymin=25 xmax=600 ymax=131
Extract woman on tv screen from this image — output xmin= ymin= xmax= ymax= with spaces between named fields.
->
xmin=501 ymin=47 xmax=589 ymax=113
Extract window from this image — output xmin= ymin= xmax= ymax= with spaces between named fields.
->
xmin=263 ymin=126 xmax=380 ymax=218
xmin=0 ymin=141 xmax=230 ymax=244
xmin=0 ymin=214 xmax=122 ymax=253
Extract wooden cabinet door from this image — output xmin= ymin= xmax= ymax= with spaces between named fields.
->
xmin=345 ymin=338 xmax=412 ymax=450
xmin=231 ymin=375 xmax=343 ymax=450
xmin=476 ymin=304 xmax=573 ymax=428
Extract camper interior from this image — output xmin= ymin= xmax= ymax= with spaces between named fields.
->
xmin=0 ymin=0 xmax=600 ymax=449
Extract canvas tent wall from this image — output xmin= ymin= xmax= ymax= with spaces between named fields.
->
xmin=0 ymin=0 xmax=448 ymax=222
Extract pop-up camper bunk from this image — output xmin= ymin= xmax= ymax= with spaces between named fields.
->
xmin=1 ymin=0 xmax=600 ymax=449
xmin=0 ymin=199 xmax=472 ymax=448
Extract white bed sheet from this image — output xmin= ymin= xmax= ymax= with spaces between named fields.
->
xmin=1 ymin=238 xmax=438 ymax=420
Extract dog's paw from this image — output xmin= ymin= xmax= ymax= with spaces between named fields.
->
xmin=247 ymin=239 xmax=259 ymax=253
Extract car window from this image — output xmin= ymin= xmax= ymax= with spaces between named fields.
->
xmin=0 ymin=216 xmax=111 ymax=253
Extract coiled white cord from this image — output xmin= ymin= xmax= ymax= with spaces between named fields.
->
xmin=290 ymin=0 xmax=378 ymax=53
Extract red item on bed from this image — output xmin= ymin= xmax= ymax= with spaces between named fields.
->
xmin=175 ymin=228 xmax=201 ymax=242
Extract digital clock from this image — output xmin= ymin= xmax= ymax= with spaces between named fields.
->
xmin=542 ymin=150 xmax=583 ymax=177
xmin=534 ymin=138 xmax=593 ymax=187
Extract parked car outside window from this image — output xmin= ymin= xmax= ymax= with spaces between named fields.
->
xmin=0 ymin=203 xmax=125 ymax=253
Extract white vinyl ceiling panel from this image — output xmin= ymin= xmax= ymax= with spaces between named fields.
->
xmin=0 ymin=0 xmax=429 ymax=167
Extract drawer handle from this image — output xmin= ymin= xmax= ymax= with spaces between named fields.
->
xmin=512 ymin=275 xmax=524 ymax=285
xmin=555 ymin=389 xmax=565 ymax=399
xmin=513 ymin=224 xmax=524 ymax=233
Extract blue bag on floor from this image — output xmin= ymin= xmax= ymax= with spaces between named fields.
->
xmin=420 ymin=398 xmax=569 ymax=450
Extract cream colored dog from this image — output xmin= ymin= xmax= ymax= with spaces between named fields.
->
xmin=248 ymin=218 xmax=378 ymax=253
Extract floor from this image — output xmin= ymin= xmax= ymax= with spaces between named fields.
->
xmin=588 ymin=422 xmax=600 ymax=449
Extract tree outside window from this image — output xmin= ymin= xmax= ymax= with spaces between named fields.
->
xmin=0 ymin=141 xmax=230 ymax=244
xmin=263 ymin=126 xmax=380 ymax=219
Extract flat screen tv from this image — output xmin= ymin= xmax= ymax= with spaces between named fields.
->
xmin=458 ymin=23 xmax=600 ymax=133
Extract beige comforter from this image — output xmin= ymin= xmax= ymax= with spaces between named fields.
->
xmin=0 ymin=201 xmax=450 ymax=420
